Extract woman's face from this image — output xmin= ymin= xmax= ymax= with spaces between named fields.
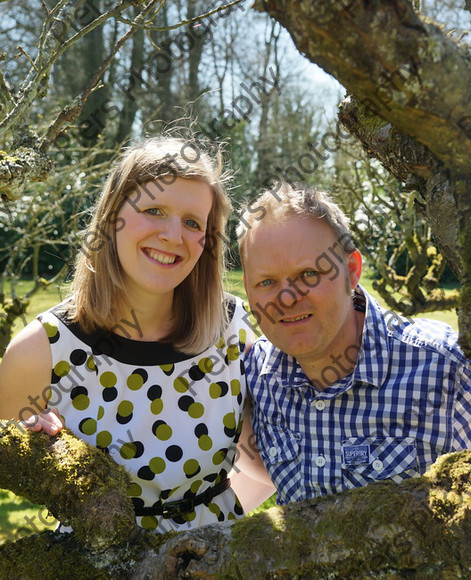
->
xmin=115 ymin=177 xmax=213 ymax=303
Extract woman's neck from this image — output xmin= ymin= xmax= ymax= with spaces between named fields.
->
xmin=115 ymin=293 xmax=175 ymax=341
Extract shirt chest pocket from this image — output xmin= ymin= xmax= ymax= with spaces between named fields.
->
xmin=341 ymin=436 xmax=419 ymax=489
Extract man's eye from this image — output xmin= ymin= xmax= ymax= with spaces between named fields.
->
xmin=302 ymin=270 xmax=319 ymax=278
xmin=184 ymin=219 xmax=201 ymax=230
xmin=259 ymin=279 xmax=274 ymax=287
xmin=144 ymin=208 xmax=162 ymax=216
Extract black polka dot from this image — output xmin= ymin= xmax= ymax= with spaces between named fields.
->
xmin=147 ymin=384 xmax=162 ymax=400
xmin=165 ymin=445 xmax=183 ymax=462
xmin=237 ymin=392 xmax=243 ymax=405
xmin=188 ymin=365 xmax=205 ymax=381
xmin=240 ymin=359 xmax=245 ymax=375
xmin=203 ymin=473 xmax=218 ymax=483
xmin=70 ymin=349 xmax=87 ymax=366
xmin=70 ymin=386 xmax=88 ymax=399
xmin=178 ymin=395 xmax=194 ymax=412
xmin=130 ymin=441 xmax=145 ymax=459
xmin=48 ymin=332 xmax=60 ymax=345
xmin=224 ymin=426 xmax=237 ymax=438
xmin=131 ymin=497 xmax=145 ymax=510
xmin=117 ymin=413 xmax=133 ymax=425
xmin=50 ymin=371 xmax=61 ymax=384
xmin=216 ymin=381 xmax=229 ymax=397
xmin=133 ymin=368 xmax=148 ymax=383
xmin=234 ymin=502 xmax=244 ymax=516
xmin=160 ymin=489 xmax=172 ymax=501
xmin=194 ymin=423 xmax=208 ymax=438
xmin=137 ymin=466 xmax=155 ymax=481
xmin=103 ymin=387 xmax=118 ymax=402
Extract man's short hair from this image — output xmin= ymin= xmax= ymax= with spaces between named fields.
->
xmin=237 ymin=182 xmax=356 ymax=265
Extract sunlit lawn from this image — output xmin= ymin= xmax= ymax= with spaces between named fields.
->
xmin=0 ymin=271 xmax=459 ymax=543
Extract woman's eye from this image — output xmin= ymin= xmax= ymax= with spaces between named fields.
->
xmin=302 ymin=270 xmax=318 ymax=278
xmin=144 ymin=208 xmax=162 ymax=216
xmin=184 ymin=219 xmax=201 ymax=230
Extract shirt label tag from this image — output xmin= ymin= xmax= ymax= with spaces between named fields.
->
xmin=343 ymin=444 xmax=370 ymax=466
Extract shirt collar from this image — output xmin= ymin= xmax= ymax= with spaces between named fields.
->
xmin=258 ymin=284 xmax=392 ymax=389
xmin=351 ymin=285 xmax=391 ymax=388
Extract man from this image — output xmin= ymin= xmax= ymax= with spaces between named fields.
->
xmin=237 ymin=183 xmax=471 ymax=505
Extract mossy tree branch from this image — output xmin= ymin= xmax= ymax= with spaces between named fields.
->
xmin=255 ymin=0 xmax=471 ymax=355
xmin=2 ymin=423 xmax=471 ymax=578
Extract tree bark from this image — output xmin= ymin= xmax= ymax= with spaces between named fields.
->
xmin=3 ymin=423 xmax=471 ymax=578
xmin=254 ymin=0 xmax=471 ymax=356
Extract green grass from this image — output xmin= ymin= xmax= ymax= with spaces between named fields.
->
xmin=0 ymin=272 xmax=459 ymax=543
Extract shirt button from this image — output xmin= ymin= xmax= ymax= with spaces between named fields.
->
xmin=269 ymin=447 xmax=278 ymax=458
xmin=315 ymin=400 xmax=326 ymax=411
xmin=315 ymin=456 xmax=326 ymax=467
xmin=372 ymin=459 xmax=383 ymax=471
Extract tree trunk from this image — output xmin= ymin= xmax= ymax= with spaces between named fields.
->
xmin=2 ymin=423 xmax=471 ymax=578
xmin=254 ymin=0 xmax=471 ymax=356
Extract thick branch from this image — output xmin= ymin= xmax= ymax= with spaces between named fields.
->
xmin=0 ymin=423 xmax=137 ymax=551
xmin=255 ymin=0 xmax=471 ymax=177
xmin=2 ymin=422 xmax=471 ymax=577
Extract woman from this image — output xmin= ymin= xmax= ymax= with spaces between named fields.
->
xmin=0 ymin=136 xmax=272 ymax=534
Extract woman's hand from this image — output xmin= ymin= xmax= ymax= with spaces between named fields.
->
xmin=20 ymin=408 xmax=64 ymax=435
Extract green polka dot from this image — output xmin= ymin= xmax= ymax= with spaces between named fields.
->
xmin=190 ymin=480 xmax=203 ymax=494
xmin=198 ymin=357 xmax=213 ymax=373
xmin=198 ymin=434 xmax=213 ymax=451
xmin=127 ymin=374 xmax=144 ymax=390
xmin=160 ymin=363 xmax=174 ymax=373
xmin=54 ymin=360 xmax=70 ymax=377
xmin=154 ymin=424 xmax=172 ymax=441
xmin=209 ymin=383 xmax=222 ymax=399
xmin=72 ymin=394 xmax=89 ymax=411
xmin=150 ymin=398 xmax=163 ymax=415
xmin=208 ymin=503 xmax=221 ymax=516
xmin=80 ymin=418 xmax=97 ymax=435
xmin=183 ymin=459 xmax=200 ymax=477
xmin=239 ymin=328 xmax=247 ymax=344
xmin=149 ymin=457 xmax=166 ymax=474
xmin=243 ymin=301 xmax=250 ymax=312
xmin=86 ymin=356 xmax=96 ymax=371
xmin=230 ymin=379 xmax=241 ymax=396
xmin=212 ymin=450 xmax=226 ymax=465
xmin=43 ymin=322 xmax=58 ymax=338
xmin=127 ymin=482 xmax=142 ymax=496
xmin=97 ymin=406 xmax=105 ymax=420
xmin=96 ymin=431 xmax=112 ymax=448
xmin=141 ymin=516 xmax=158 ymax=530
xmin=188 ymin=402 xmax=204 ymax=419
xmin=182 ymin=510 xmax=196 ymax=522
xmin=100 ymin=371 xmax=117 ymax=388
xmin=227 ymin=344 xmax=239 ymax=361
xmin=120 ymin=442 xmax=137 ymax=460
xmin=215 ymin=337 xmax=225 ymax=349
xmin=118 ymin=400 xmax=134 ymax=416
xmin=223 ymin=412 xmax=236 ymax=429
xmin=174 ymin=376 xmax=189 ymax=393
xmin=228 ymin=512 xmax=237 ymax=520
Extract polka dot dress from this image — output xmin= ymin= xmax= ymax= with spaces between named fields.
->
xmin=38 ymin=295 xmax=254 ymax=534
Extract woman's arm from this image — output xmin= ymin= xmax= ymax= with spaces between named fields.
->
xmin=0 ymin=320 xmax=63 ymax=434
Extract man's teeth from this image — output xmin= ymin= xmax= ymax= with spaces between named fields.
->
xmin=146 ymin=249 xmax=176 ymax=264
xmin=283 ymin=314 xmax=309 ymax=322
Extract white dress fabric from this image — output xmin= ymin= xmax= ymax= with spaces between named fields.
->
xmin=38 ymin=295 xmax=253 ymax=533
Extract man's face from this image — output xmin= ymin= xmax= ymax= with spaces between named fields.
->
xmin=243 ymin=215 xmax=362 ymax=368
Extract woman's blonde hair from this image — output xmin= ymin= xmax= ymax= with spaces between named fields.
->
xmin=69 ymin=135 xmax=232 ymax=354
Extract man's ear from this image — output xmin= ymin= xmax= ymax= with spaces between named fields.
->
xmin=347 ymin=250 xmax=362 ymax=288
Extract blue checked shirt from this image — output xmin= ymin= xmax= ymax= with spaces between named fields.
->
xmin=246 ymin=286 xmax=471 ymax=505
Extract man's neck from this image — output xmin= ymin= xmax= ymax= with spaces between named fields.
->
xmin=298 ymin=308 xmax=365 ymax=391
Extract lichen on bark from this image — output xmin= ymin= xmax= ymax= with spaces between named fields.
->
xmin=3 ymin=424 xmax=471 ymax=578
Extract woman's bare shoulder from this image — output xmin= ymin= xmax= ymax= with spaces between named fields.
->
xmin=0 ymin=320 xmax=52 ymax=420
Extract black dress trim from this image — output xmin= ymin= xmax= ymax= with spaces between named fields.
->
xmin=47 ymin=296 xmax=236 ymax=366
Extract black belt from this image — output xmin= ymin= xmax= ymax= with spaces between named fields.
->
xmin=134 ymin=477 xmax=231 ymax=519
